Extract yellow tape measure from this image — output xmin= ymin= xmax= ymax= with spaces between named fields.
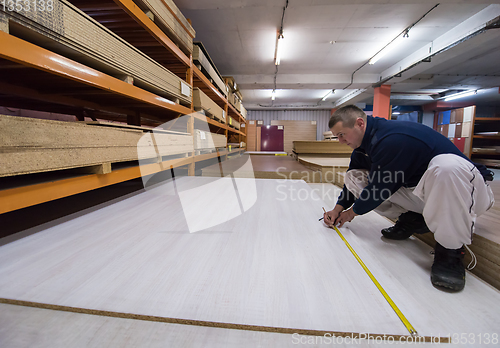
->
xmin=332 ymin=225 xmax=418 ymax=337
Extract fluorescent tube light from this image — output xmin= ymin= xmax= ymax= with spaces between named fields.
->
xmin=271 ymin=90 xmax=276 ymax=100
xmin=275 ymin=33 xmax=284 ymax=65
xmin=321 ymin=89 xmax=334 ymax=102
xmin=369 ymin=35 xmax=405 ymax=65
xmin=444 ymin=90 xmax=476 ymax=101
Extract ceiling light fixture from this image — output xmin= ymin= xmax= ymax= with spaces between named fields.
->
xmin=271 ymin=89 xmax=276 ymax=100
xmin=321 ymin=89 xmax=335 ymax=102
xmin=275 ymin=31 xmax=284 ymax=65
xmin=369 ymin=34 xmax=407 ymax=65
xmin=444 ymin=90 xmax=477 ymax=101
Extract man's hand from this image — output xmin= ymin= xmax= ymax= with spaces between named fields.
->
xmin=323 ymin=204 xmax=344 ymax=227
xmin=336 ymin=208 xmax=358 ymax=228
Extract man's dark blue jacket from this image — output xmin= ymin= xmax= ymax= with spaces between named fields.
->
xmin=337 ymin=116 xmax=492 ymax=215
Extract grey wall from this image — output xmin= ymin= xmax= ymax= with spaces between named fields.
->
xmin=247 ymin=109 xmax=331 ymax=141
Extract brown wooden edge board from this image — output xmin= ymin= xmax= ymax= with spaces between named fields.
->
xmin=0 ymin=149 xmax=248 ymax=214
xmin=0 ymin=157 xmax=192 ymax=215
xmin=0 ymin=298 xmax=447 ymax=343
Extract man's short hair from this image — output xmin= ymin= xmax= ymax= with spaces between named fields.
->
xmin=329 ymin=105 xmax=367 ymax=129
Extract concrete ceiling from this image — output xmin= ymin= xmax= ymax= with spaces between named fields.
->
xmin=174 ymin=0 xmax=500 ymax=110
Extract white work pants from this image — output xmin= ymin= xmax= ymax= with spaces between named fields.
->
xmin=344 ymin=154 xmax=495 ymax=249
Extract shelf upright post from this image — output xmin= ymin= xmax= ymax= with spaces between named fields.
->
xmin=187 ymin=55 xmax=195 ymax=176
xmin=225 ymin=102 xmax=229 ymax=161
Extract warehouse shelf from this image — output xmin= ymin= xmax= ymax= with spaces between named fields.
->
xmin=469 ymin=113 xmax=500 ymax=167
xmin=0 ymin=157 xmax=192 ymax=215
xmin=0 ymin=32 xmax=192 ymax=124
xmin=68 ymin=0 xmax=191 ymax=78
xmin=473 ymin=135 xmax=500 ymax=139
xmin=475 ymin=117 xmax=500 ymax=122
xmin=0 ymin=147 xmax=248 ymax=215
xmin=193 ymin=65 xmax=228 ymax=108
xmin=227 ymin=102 xmax=246 ymax=123
xmin=193 ymin=112 xmax=229 ymax=131
xmin=0 ymin=2 xmax=247 ymax=214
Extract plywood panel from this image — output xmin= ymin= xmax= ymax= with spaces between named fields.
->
xmin=308 ymin=183 xmax=500 ymax=337
xmin=271 ymin=120 xmax=317 ymax=154
xmin=0 ymin=178 xmax=411 ymax=337
xmin=0 ymin=303 xmax=320 ymax=348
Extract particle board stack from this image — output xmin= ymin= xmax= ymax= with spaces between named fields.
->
xmin=0 ymin=0 xmax=192 ymax=105
xmin=270 ymin=120 xmax=317 ymax=154
xmin=239 ymin=104 xmax=247 ymax=120
xmin=228 ymin=116 xmax=240 ymax=130
xmin=0 ymin=115 xmax=193 ymax=177
xmin=293 ymin=140 xmax=352 ymax=156
xmin=193 ymin=42 xmax=227 ymax=98
xmin=193 ymin=130 xmax=226 ymax=151
xmin=133 ymin=0 xmax=195 ymax=55
xmin=193 ymin=88 xmax=225 ymax=123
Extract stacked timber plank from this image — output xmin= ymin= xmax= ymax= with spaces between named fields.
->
xmin=297 ymin=156 xmax=350 ymax=186
xmin=0 ymin=0 xmax=191 ymax=104
xmin=228 ymin=116 xmax=240 ymax=130
xmin=193 ymin=88 xmax=225 ymax=123
xmin=193 ymin=42 xmax=227 ymax=98
xmin=270 ymin=120 xmax=317 ymax=154
xmin=133 ymin=0 xmax=195 ymax=55
xmin=0 ymin=115 xmax=193 ymax=177
xmin=193 ymin=130 xmax=226 ymax=151
xmin=293 ymin=140 xmax=352 ymax=156
xmin=239 ymin=104 xmax=247 ymax=120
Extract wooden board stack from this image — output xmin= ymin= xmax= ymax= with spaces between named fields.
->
xmin=297 ymin=156 xmax=350 ymax=186
xmin=293 ymin=141 xmax=352 ymax=156
xmin=228 ymin=116 xmax=240 ymax=130
xmin=270 ymin=120 xmax=317 ymax=154
xmin=193 ymin=43 xmax=227 ymax=98
xmin=193 ymin=130 xmax=227 ymax=151
xmin=193 ymin=88 xmax=225 ymax=123
xmin=1 ymin=0 xmax=191 ymax=104
xmin=0 ymin=115 xmax=193 ymax=177
xmin=133 ymin=0 xmax=195 ymax=55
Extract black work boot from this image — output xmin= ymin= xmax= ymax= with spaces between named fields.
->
xmin=431 ymin=243 xmax=466 ymax=291
xmin=381 ymin=211 xmax=430 ymax=240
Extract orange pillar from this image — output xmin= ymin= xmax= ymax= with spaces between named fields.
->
xmin=373 ymin=85 xmax=391 ymax=119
